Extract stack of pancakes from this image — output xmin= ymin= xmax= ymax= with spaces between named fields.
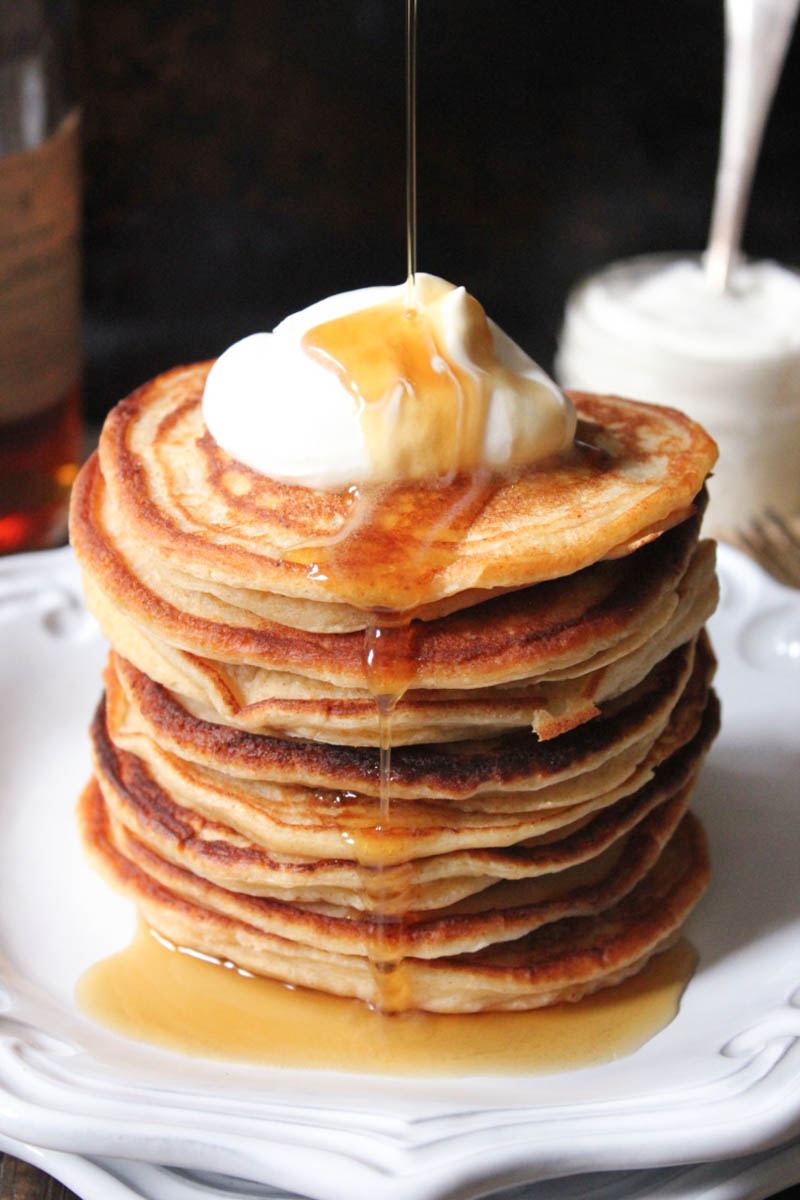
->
xmin=70 ymin=364 xmax=720 ymax=1013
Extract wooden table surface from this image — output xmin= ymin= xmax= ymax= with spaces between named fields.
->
xmin=2 ymin=1151 xmax=800 ymax=1199
xmin=1 ymin=1157 xmax=78 ymax=1200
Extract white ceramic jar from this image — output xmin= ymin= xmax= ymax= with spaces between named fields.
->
xmin=555 ymin=253 xmax=800 ymax=541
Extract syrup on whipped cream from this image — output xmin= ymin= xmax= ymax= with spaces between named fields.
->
xmin=202 ymin=274 xmax=575 ymax=490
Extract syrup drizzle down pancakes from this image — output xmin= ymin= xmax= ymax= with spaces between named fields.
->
xmin=71 ymin=344 xmax=719 ymax=1015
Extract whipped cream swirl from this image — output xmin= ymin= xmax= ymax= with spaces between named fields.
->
xmin=203 ymin=274 xmax=575 ymax=490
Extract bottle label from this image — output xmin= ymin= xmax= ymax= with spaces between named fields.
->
xmin=0 ymin=110 xmax=81 ymax=424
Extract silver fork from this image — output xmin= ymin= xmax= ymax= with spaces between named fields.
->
xmin=738 ymin=508 xmax=800 ymax=588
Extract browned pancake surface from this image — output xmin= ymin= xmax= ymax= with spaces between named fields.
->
xmin=69 ymin=362 xmax=720 ymax=1014
xmin=81 ymin=363 xmax=716 ymax=610
xmin=112 ymin=636 xmax=711 ymax=799
xmin=92 ymin=686 xmax=719 ymax=911
xmin=72 ymin=454 xmax=708 ymax=688
xmin=78 ymin=777 xmax=710 ymax=1011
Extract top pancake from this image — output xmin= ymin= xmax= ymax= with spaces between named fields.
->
xmin=93 ymin=363 xmax=717 ymax=612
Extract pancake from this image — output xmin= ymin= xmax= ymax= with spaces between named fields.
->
xmin=80 ymin=534 xmax=717 ymax=744
xmin=78 ymin=777 xmax=710 ymax=1012
xmin=89 ymin=772 xmax=690 ymax=958
xmin=77 ymin=455 xmax=707 ymax=636
xmin=101 ymin=642 xmax=715 ymax=864
xmin=110 ymin=634 xmax=707 ymax=801
xmin=86 ymin=363 xmax=716 ymax=613
xmin=72 ymin=453 xmax=708 ymax=689
xmin=91 ymin=690 xmax=719 ymax=912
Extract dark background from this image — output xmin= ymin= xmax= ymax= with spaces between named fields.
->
xmin=78 ymin=0 xmax=800 ymax=422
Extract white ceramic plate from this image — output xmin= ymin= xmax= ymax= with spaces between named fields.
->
xmin=0 ymin=544 xmax=799 ymax=1200
xmin=3 ymin=1129 xmax=800 ymax=1200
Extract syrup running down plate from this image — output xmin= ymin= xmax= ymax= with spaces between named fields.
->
xmin=0 ymin=544 xmax=799 ymax=1200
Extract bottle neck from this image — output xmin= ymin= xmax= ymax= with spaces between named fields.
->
xmin=0 ymin=4 xmax=75 ymax=155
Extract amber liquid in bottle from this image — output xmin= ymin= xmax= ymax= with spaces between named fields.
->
xmin=0 ymin=384 xmax=81 ymax=553
xmin=0 ymin=112 xmax=82 ymax=553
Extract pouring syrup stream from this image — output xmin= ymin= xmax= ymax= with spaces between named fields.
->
xmin=405 ymin=0 xmax=418 ymax=308
xmin=358 ymin=0 xmax=422 ymax=1009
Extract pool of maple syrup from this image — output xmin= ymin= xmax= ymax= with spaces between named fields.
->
xmin=77 ymin=925 xmax=696 ymax=1075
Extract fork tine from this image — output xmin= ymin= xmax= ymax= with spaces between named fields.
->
xmin=739 ymin=531 xmax=789 ymax=586
xmin=764 ymin=507 xmax=800 ymax=553
xmin=738 ymin=511 xmax=800 ymax=589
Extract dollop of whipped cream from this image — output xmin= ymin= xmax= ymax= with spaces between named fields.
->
xmin=203 ymin=274 xmax=575 ymax=490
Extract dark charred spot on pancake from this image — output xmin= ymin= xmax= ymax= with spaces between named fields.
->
xmin=571 ymin=393 xmax=686 ymax=468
